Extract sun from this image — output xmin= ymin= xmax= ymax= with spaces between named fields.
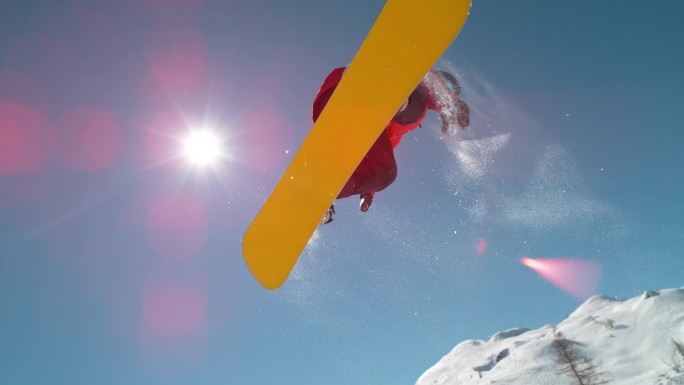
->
xmin=182 ymin=130 xmax=223 ymax=167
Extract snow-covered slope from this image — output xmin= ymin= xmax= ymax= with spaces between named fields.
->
xmin=417 ymin=288 xmax=684 ymax=385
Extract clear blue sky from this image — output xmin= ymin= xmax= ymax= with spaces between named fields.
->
xmin=1 ymin=1 xmax=682 ymax=384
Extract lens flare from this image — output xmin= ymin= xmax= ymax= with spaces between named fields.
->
xmin=138 ymin=267 xmax=209 ymax=374
xmin=144 ymin=0 xmax=205 ymax=17
xmin=476 ymin=238 xmax=487 ymax=257
xmin=521 ymin=257 xmax=602 ymax=301
xmin=143 ymin=23 xmax=207 ymax=90
xmin=56 ymin=106 xmax=122 ymax=172
xmin=233 ymin=108 xmax=293 ymax=171
xmin=0 ymin=102 xmax=55 ymax=175
xmin=145 ymin=194 xmax=208 ymax=260
xmin=142 ymin=284 xmax=206 ymax=337
xmin=183 ymin=130 xmax=222 ymax=166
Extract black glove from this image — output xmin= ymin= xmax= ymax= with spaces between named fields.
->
xmin=440 ymin=112 xmax=452 ymax=134
xmin=456 ymin=99 xmax=470 ymax=129
xmin=439 ymin=99 xmax=470 ymax=133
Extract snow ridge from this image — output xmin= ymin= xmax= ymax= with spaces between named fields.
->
xmin=417 ymin=288 xmax=684 ymax=385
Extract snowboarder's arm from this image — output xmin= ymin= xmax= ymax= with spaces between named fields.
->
xmin=421 ymin=73 xmax=470 ymax=132
xmin=312 ymin=67 xmax=346 ymax=122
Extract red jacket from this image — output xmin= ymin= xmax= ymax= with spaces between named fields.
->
xmin=312 ymin=67 xmax=434 ymax=148
xmin=310 ymin=67 xmax=468 ymax=201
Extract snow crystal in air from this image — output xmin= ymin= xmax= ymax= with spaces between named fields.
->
xmin=449 ymin=133 xmax=511 ymax=179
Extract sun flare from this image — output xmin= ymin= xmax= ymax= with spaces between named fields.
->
xmin=183 ymin=130 xmax=222 ymax=167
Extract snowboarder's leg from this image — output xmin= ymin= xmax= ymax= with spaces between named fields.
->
xmin=393 ymin=88 xmax=427 ymax=126
xmin=359 ymin=192 xmax=374 ymax=212
xmin=320 ymin=204 xmax=335 ymax=224
xmin=338 ymin=130 xmax=397 ymax=199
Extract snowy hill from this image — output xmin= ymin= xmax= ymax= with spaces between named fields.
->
xmin=417 ymin=288 xmax=684 ymax=385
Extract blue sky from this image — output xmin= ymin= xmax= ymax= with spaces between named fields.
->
xmin=1 ymin=1 xmax=683 ymax=385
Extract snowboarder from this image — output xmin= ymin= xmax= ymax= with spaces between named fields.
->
xmin=314 ymin=67 xmax=470 ymax=224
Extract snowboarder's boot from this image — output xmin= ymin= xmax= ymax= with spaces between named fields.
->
xmin=359 ymin=193 xmax=373 ymax=212
xmin=320 ymin=204 xmax=335 ymax=224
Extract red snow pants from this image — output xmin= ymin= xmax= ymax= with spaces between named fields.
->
xmin=336 ymin=130 xmax=397 ymax=199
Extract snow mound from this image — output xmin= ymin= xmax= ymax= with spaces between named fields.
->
xmin=417 ymin=288 xmax=684 ymax=385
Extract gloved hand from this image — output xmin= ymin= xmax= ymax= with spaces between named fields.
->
xmin=440 ymin=112 xmax=453 ymax=134
xmin=455 ymin=99 xmax=470 ymax=129
xmin=439 ymin=106 xmax=469 ymax=134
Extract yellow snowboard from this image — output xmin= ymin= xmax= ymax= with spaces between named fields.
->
xmin=243 ymin=0 xmax=471 ymax=289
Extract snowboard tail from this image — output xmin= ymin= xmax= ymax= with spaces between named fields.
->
xmin=243 ymin=0 xmax=471 ymax=290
